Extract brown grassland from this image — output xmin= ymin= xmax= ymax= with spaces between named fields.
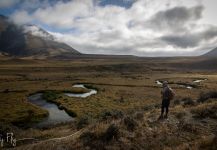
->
xmin=0 ymin=56 xmax=217 ymax=149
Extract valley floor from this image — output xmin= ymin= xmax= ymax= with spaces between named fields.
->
xmin=0 ymin=57 xmax=216 ymax=149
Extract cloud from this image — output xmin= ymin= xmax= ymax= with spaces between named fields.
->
xmin=161 ymin=26 xmax=217 ymax=48
xmin=33 ymin=0 xmax=95 ymax=29
xmin=8 ymin=0 xmax=217 ymax=56
xmin=0 ymin=0 xmax=20 ymax=8
xmin=10 ymin=10 xmax=32 ymax=25
xmin=145 ymin=5 xmax=204 ymax=32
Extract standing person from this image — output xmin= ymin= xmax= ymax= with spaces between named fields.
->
xmin=159 ymin=81 xmax=175 ymax=119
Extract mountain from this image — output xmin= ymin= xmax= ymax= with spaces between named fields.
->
xmin=0 ymin=15 xmax=80 ymax=58
xmin=202 ymin=47 xmax=217 ymax=57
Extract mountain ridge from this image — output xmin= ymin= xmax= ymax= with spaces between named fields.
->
xmin=0 ymin=15 xmax=80 ymax=58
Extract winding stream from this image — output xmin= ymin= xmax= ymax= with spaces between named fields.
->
xmin=155 ymin=79 xmax=207 ymax=89
xmin=28 ymin=93 xmax=73 ymax=128
xmin=193 ymin=79 xmax=207 ymax=83
xmin=156 ymin=80 xmax=194 ymax=89
xmin=28 ymin=84 xmax=97 ymax=128
xmin=64 ymin=84 xmax=97 ymax=98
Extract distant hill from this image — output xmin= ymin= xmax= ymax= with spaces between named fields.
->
xmin=202 ymin=47 xmax=217 ymax=57
xmin=0 ymin=15 xmax=80 ymax=58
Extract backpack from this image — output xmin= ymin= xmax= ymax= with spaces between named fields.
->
xmin=168 ymin=88 xmax=175 ymax=100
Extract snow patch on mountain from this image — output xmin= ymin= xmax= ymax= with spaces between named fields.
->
xmin=23 ymin=25 xmax=54 ymax=40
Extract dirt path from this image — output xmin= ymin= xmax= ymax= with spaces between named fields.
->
xmin=14 ymin=129 xmax=84 ymax=149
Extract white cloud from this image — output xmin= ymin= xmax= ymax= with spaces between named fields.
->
xmin=9 ymin=0 xmax=217 ymax=56
xmin=33 ymin=0 xmax=94 ymax=29
xmin=10 ymin=10 xmax=32 ymax=25
xmin=0 ymin=0 xmax=20 ymax=8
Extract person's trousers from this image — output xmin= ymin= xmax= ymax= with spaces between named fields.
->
xmin=161 ymin=99 xmax=170 ymax=114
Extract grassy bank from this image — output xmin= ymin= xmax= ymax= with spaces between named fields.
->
xmin=0 ymin=92 xmax=48 ymax=126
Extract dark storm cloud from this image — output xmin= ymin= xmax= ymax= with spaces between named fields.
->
xmin=161 ymin=34 xmax=199 ymax=48
xmin=147 ymin=5 xmax=204 ymax=31
xmin=161 ymin=26 xmax=217 ymax=48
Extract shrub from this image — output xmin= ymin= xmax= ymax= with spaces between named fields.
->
xmin=124 ymin=116 xmax=138 ymax=131
xmin=42 ymin=91 xmax=59 ymax=102
xmin=26 ymin=109 xmax=34 ymax=121
xmin=154 ymin=103 xmax=161 ymax=109
xmin=119 ymin=96 xmax=125 ymax=103
xmin=65 ymin=109 xmax=77 ymax=117
xmin=199 ymin=135 xmax=217 ymax=150
xmin=80 ymin=131 xmax=97 ymax=146
xmin=191 ymin=105 xmax=217 ymax=119
xmin=173 ymin=99 xmax=180 ymax=105
xmin=100 ymin=110 xmax=123 ymax=120
xmin=143 ymin=105 xmax=154 ymax=111
xmin=134 ymin=112 xmax=144 ymax=120
xmin=80 ymin=124 xmax=120 ymax=147
xmin=197 ymin=91 xmax=217 ymax=103
xmin=58 ymin=105 xmax=64 ymax=110
xmin=178 ymin=120 xmax=198 ymax=133
xmin=182 ymin=97 xmax=195 ymax=106
xmin=174 ymin=111 xmax=186 ymax=119
xmin=101 ymin=124 xmax=120 ymax=142
xmin=76 ymin=116 xmax=89 ymax=129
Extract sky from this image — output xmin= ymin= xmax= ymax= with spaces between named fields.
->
xmin=0 ymin=0 xmax=217 ymax=56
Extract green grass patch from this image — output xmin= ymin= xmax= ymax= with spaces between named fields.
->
xmin=42 ymin=91 xmax=60 ymax=102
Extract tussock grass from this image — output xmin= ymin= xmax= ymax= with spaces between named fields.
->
xmin=42 ymin=91 xmax=60 ymax=102
xmin=191 ymin=102 xmax=217 ymax=119
xmin=198 ymin=91 xmax=217 ymax=103
xmin=182 ymin=97 xmax=196 ymax=106
xmin=100 ymin=109 xmax=124 ymax=121
xmin=123 ymin=116 xmax=138 ymax=132
xmin=76 ymin=115 xmax=89 ymax=129
xmin=79 ymin=122 xmax=120 ymax=149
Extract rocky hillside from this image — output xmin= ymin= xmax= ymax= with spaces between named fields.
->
xmin=0 ymin=15 xmax=80 ymax=58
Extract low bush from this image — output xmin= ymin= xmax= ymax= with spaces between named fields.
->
xmin=118 ymin=96 xmax=125 ymax=103
xmin=100 ymin=110 xmax=123 ymax=120
xmin=174 ymin=111 xmax=186 ymax=119
xmin=101 ymin=124 xmax=120 ymax=142
xmin=191 ymin=105 xmax=217 ymax=119
xmin=80 ymin=131 xmax=97 ymax=146
xmin=182 ymin=97 xmax=195 ymax=106
xmin=42 ymin=91 xmax=59 ymax=102
xmin=173 ymin=99 xmax=180 ymax=105
xmin=65 ymin=109 xmax=77 ymax=117
xmin=143 ymin=105 xmax=154 ymax=111
xmin=197 ymin=91 xmax=217 ymax=103
xmin=134 ymin=112 xmax=144 ymax=120
xmin=58 ymin=105 xmax=64 ymax=110
xmin=80 ymin=124 xmax=120 ymax=148
xmin=154 ymin=103 xmax=161 ymax=109
xmin=76 ymin=116 xmax=89 ymax=129
xmin=178 ymin=120 xmax=198 ymax=133
xmin=123 ymin=116 xmax=138 ymax=131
